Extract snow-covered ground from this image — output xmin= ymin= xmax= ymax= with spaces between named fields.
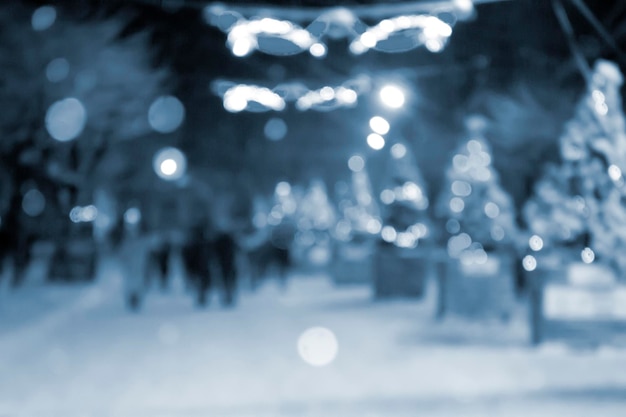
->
xmin=1 ymin=255 xmax=626 ymax=417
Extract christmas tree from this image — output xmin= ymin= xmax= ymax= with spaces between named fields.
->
xmin=378 ymin=140 xmax=431 ymax=249
xmin=436 ymin=115 xmax=518 ymax=263
xmin=523 ymin=59 xmax=626 ymax=273
xmin=334 ymin=168 xmax=381 ymax=241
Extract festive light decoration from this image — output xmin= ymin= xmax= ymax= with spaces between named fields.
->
xmin=203 ymin=1 xmax=484 ymax=57
xmin=212 ymin=75 xmax=370 ymax=112
xmin=378 ymin=139 xmax=431 ymax=248
xmin=523 ymin=59 xmax=626 ymax=274
xmin=153 ymin=147 xmax=187 ymax=181
xmin=436 ymin=115 xmax=518 ymax=263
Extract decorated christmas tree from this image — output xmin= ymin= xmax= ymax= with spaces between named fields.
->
xmin=334 ymin=168 xmax=381 ymax=241
xmin=436 ymin=115 xmax=518 ymax=263
xmin=523 ymin=59 xmax=626 ymax=273
xmin=378 ymin=140 xmax=431 ymax=249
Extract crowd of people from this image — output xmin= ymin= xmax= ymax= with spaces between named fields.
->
xmin=113 ymin=208 xmax=294 ymax=312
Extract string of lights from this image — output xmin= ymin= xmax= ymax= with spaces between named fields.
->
xmin=212 ymin=75 xmax=371 ymax=112
xmin=204 ymin=3 xmax=465 ymax=57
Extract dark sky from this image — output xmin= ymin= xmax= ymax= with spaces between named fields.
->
xmin=19 ymin=0 xmax=626 ymax=202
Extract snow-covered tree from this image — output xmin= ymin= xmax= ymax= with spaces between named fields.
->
xmin=436 ymin=115 xmax=518 ymax=262
xmin=523 ymin=59 xmax=626 ymax=273
xmin=334 ymin=168 xmax=380 ymax=241
xmin=0 ymin=4 xmax=169 ymax=212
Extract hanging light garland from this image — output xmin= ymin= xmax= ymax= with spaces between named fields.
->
xmin=203 ymin=1 xmax=496 ymax=57
xmin=212 ymin=75 xmax=371 ymax=112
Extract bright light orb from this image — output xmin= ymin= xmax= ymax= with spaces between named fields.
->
xmin=380 ymin=189 xmax=395 ymax=205
xmin=529 ymin=235 xmax=544 ymax=252
xmin=275 ymin=181 xmax=291 ymax=197
xmin=581 ymin=247 xmax=595 ymax=264
xmin=148 ymin=95 xmax=185 ymax=134
xmin=453 ymin=0 xmax=475 ymax=18
xmin=369 ymin=116 xmax=390 ymax=135
xmin=224 ymin=93 xmax=248 ymax=113
xmin=160 ymin=159 xmax=178 ymax=176
xmin=309 ymin=43 xmax=327 ymax=58
xmin=32 ymin=6 xmax=56 ymax=31
xmin=232 ymin=38 xmax=254 ymax=57
xmin=522 ymin=255 xmax=537 ymax=272
xmin=484 ymin=202 xmax=500 ymax=219
xmin=381 ymin=226 xmax=397 ymax=242
xmin=608 ymin=164 xmax=622 ymax=181
xmin=348 ymin=155 xmax=365 ymax=172
xmin=450 ymin=197 xmax=465 ymax=213
xmin=297 ymin=327 xmax=338 ymax=367
xmin=379 ymin=85 xmax=405 ymax=109
xmin=153 ymin=147 xmax=187 ymax=181
xmin=367 ymin=218 xmax=382 ymax=234
xmin=367 ymin=133 xmax=385 ymax=150
xmin=45 ymin=98 xmax=87 ymax=142
xmin=360 ymin=32 xmax=377 ymax=48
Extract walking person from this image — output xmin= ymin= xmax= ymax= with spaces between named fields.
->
xmin=118 ymin=207 xmax=150 ymax=311
xmin=181 ymin=224 xmax=212 ymax=307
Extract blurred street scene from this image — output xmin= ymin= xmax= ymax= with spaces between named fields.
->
xmin=2 ymin=0 xmax=626 ymax=416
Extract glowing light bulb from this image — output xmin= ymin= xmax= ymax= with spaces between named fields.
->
xmin=367 ymin=133 xmax=385 ymax=150
xmin=529 ymin=235 xmax=544 ymax=251
xmin=153 ymin=147 xmax=187 ymax=181
xmin=379 ymin=85 xmax=405 ymax=109
xmin=309 ymin=43 xmax=326 ymax=57
xmin=522 ymin=255 xmax=537 ymax=272
xmin=369 ymin=116 xmax=390 ymax=135
xmin=232 ymin=38 xmax=254 ymax=57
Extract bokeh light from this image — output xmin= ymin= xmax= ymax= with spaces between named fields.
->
xmin=380 ymin=189 xmax=395 ymax=205
xmin=451 ymin=180 xmax=472 ymax=197
xmin=32 ymin=6 xmax=56 ymax=31
xmin=529 ymin=235 xmax=544 ymax=251
xmin=522 ymin=255 xmax=537 ymax=272
xmin=264 ymin=117 xmax=288 ymax=141
xmin=484 ymin=202 xmax=500 ymax=219
xmin=369 ymin=116 xmax=390 ymax=135
xmin=608 ymin=164 xmax=622 ymax=181
xmin=446 ymin=218 xmax=461 ymax=234
xmin=45 ymin=98 xmax=87 ymax=142
xmin=309 ymin=42 xmax=327 ymax=58
xmin=581 ymin=247 xmax=595 ymax=264
xmin=275 ymin=181 xmax=291 ymax=197
xmin=379 ymin=85 xmax=405 ymax=109
xmin=348 ymin=155 xmax=365 ymax=172
xmin=232 ymin=38 xmax=254 ymax=57
xmin=22 ymin=189 xmax=46 ymax=217
xmin=367 ymin=133 xmax=385 ymax=150
xmin=46 ymin=58 xmax=70 ymax=83
xmin=70 ymin=205 xmax=98 ymax=223
xmin=297 ymin=327 xmax=338 ymax=367
xmin=148 ymin=95 xmax=185 ymax=134
xmin=153 ymin=147 xmax=187 ymax=181
xmin=449 ymin=197 xmax=465 ymax=213
xmin=381 ymin=226 xmax=397 ymax=243
xmin=366 ymin=218 xmax=382 ymax=234
xmin=390 ymin=143 xmax=407 ymax=159
xmin=124 ymin=207 xmax=141 ymax=225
